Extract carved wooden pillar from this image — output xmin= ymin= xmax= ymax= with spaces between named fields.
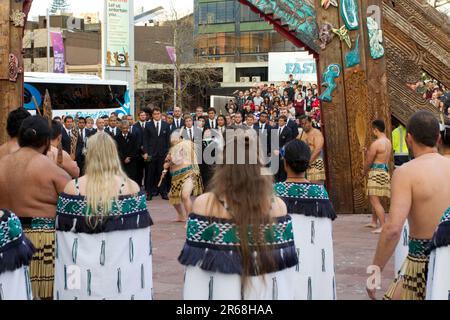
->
xmin=0 ymin=0 xmax=31 ymax=144
xmin=316 ymin=0 xmax=391 ymax=214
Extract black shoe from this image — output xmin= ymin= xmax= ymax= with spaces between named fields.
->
xmin=161 ymin=194 xmax=169 ymax=200
xmin=146 ymin=194 xmax=152 ymax=201
xmin=152 ymin=191 xmax=159 ymax=197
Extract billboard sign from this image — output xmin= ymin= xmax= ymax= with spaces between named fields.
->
xmin=268 ymin=52 xmax=317 ymax=83
xmin=106 ymin=0 xmax=130 ymax=68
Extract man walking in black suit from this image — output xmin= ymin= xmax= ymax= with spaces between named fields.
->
xmin=280 ymin=108 xmax=299 ymax=137
xmin=75 ymin=117 xmax=93 ymax=175
xmin=115 ymin=120 xmax=140 ymax=184
xmin=132 ymin=111 xmax=148 ymax=189
xmin=61 ymin=115 xmax=74 ymax=155
xmin=205 ymin=107 xmax=218 ymax=130
xmin=253 ymin=111 xmax=272 ymax=158
xmin=171 ymin=106 xmax=185 ymax=132
xmin=275 ymin=115 xmax=294 ymax=182
xmin=143 ymin=107 xmax=171 ymax=200
xmin=106 ymin=115 xmax=119 ymax=137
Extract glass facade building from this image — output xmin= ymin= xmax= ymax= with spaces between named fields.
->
xmin=194 ymin=0 xmax=304 ymax=66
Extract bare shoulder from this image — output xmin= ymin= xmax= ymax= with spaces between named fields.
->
xmin=271 ymin=197 xmax=288 ymax=218
xmin=192 ymin=193 xmax=217 ymax=216
xmin=126 ymin=178 xmax=140 ymax=194
xmin=63 ymin=179 xmax=78 ymax=195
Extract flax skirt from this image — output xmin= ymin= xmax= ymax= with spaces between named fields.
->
xmin=23 ymin=228 xmax=55 ymax=300
xmin=367 ymin=168 xmax=391 ymax=198
xmin=307 ymin=158 xmax=326 ymax=182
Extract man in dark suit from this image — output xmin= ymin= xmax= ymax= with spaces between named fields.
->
xmin=61 ymin=115 xmax=74 ymax=154
xmin=253 ymin=111 xmax=272 ymax=158
xmin=275 ymin=115 xmax=294 ymax=182
xmin=280 ymin=108 xmax=299 ymax=137
xmin=75 ymin=117 xmax=94 ymax=175
xmin=170 ymin=106 xmax=185 ymax=132
xmin=132 ymin=111 xmax=148 ymax=189
xmin=205 ymin=107 xmax=218 ymax=130
xmin=106 ymin=115 xmax=119 ymax=137
xmin=143 ymin=107 xmax=171 ymax=200
xmin=115 ymin=120 xmax=140 ymax=184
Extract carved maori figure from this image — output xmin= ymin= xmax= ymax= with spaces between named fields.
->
xmin=10 ymin=9 xmax=26 ymax=27
xmin=340 ymin=0 xmax=359 ymax=31
xmin=319 ymin=22 xmax=334 ymax=50
xmin=367 ymin=16 xmax=385 ymax=59
xmin=319 ymin=64 xmax=342 ymax=103
xmin=332 ymin=25 xmax=352 ymax=48
xmin=345 ymin=35 xmax=361 ymax=67
xmin=8 ymin=53 xmax=23 ymax=82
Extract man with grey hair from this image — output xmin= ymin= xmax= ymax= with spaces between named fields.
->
xmin=115 ymin=120 xmax=140 ymax=183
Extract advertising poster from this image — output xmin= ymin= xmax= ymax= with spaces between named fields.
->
xmin=106 ymin=0 xmax=130 ymax=68
xmin=269 ymin=52 xmax=317 ymax=83
xmin=51 ymin=32 xmax=65 ymax=73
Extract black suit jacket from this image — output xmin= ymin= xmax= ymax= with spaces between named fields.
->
xmin=61 ymin=128 xmax=72 ymax=154
xmin=106 ymin=127 xmax=119 ymax=137
xmin=132 ymin=122 xmax=146 ymax=149
xmin=254 ymin=122 xmax=272 ymax=156
xmin=115 ymin=133 xmax=140 ymax=162
xmin=277 ymin=126 xmax=294 ymax=148
xmin=142 ymin=121 xmax=171 ymax=158
xmin=286 ymin=119 xmax=299 ymax=136
xmin=170 ymin=118 xmax=185 ymax=132
xmin=205 ymin=118 xmax=218 ymax=130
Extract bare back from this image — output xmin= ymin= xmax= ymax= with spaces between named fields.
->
xmin=392 ymin=153 xmax=450 ymax=239
xmin=0 ymin=148 xmax=71 ymax=218
xmin=0 ymin=140 xmax=19 ymax=160
xmin=306 ymin=128 xmax=323 ymax=153
xmin=371 ymin=136 xmax=392 ymax=164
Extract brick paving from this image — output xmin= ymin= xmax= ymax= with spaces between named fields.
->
xmin=149 ymin=199 xmax=395 ymax=300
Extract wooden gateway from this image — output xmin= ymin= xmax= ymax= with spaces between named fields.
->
xmin=239 ymin=0 xmax=450 ymax=214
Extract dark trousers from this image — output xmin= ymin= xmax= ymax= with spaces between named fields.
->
xmin=200 ymin=164 xmax=214 ymax=191
xmin=136 ymin=157 xmax=147 ymax=188
xmin=146 ymin=156 xmax=168 ymax=196
xmin=123 ymin=161 xmax=138 ymax=185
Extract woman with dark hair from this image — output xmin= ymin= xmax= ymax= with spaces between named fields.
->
xmin=274 ymin=139 xmax=337 ymax=300
xmin=439 ymin=121 xmax=450 ymax=159
xmin=179 ymin=130 xmax=297 ymax=299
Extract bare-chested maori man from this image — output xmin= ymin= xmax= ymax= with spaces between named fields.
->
xmin=367 ymin=111 xmax=450 ymax=300
xmin=299 ymin=116 xmax=326 ymax=184
xmin=0 ymin=116 xmax=71 ymax=299
xmin=0 ymin=107 xmax=31 ymax=159
xmin=363 ymin=120 xmax=392 ymax=234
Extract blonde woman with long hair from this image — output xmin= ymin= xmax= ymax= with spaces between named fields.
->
xmin=179 ymin=129 xmax=298 ymax=300
xmin=54 ymin=133 xmax=153 ymax=300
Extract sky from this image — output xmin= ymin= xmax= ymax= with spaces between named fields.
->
xmin=29 ymin=0 xmax=194 ymax=20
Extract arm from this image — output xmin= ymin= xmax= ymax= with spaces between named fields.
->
xmin=310 ymin=133 xmax=324 ymax=163
xmin=142 ymin=126 xmax=150 ymax=158
xmin=364 ymin=142 xmax=377 ymax=175
xmin=54 ymin=166 xmax=72 ymax=194
xmin=367 ymin=167 xmax=411 ymax=299
xmin=62 ymin=150 xmax=80 ymax=178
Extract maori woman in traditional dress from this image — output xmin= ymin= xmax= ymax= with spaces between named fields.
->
xmin=54 ymin=133 xmax=153 ymax=300
xmin=164 ymin=131 xmax=203 ymax=222
xmin=0 ymin=210 xmax=35 ymax=300
xmin=274 ymin=140 xmax=337 ymax=300
xmin=0 ymin=116 xmax=71 ymax=300
xmin=426 ymin=207 xmax=450 ymax=300
xmin=426 ymin=124 xmax=450 ymax=299
xmin=179 ymin=130 xmax=298 ymax=300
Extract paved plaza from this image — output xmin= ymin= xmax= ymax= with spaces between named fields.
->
xmin=149 ymin=199 xmax=395 ymax=300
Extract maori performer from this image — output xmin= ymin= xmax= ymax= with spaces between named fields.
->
xmin=165 ymin=131 xmax=203 ymax=222
xmin=0 ymin=116 xmax=71 ymax=299
xmin=299 ymin=116 xmax=326 ymax=184
xmin=363 ymin=120 xmax=392 ymax=234
xmin=179 ymin=131 xmax=297 ymax=300
xmin=0 ymin=108 xmax=31 ymax=159
xmin=367 ymin=111 xmax=450 ymax=300
xmin=275 ymin=140 xmax=337 ymax=300
xmin=54 ymin=133 xmax=153 ymax=300
xmin=0 ymin=209 xmax=35 ymax=300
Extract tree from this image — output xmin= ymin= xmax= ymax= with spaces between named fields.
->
xmin=49 ymin=0 xmax=70 ymax=14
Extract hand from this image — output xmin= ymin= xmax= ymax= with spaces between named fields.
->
xmin=360 ymin=147 xmax=367 ymax=153
xmin=124 ymin=157 xmax=131 ymax=164
xmin=163 ymin=162 xmax=170 ymax=170
xmin=366 ymin=287 xmax=377 ymax=300
xmin=143 ymin=153 xmax=148 ymax=160
xmin=274 ymin=149 xmax=280 ymax=156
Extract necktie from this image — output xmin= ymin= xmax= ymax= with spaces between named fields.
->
xmin=189 ymin=128 xmax=192 ymax=141
xmin=80 ymin=130 xmax=84 ymax=142
xmin=210 ymin=120 xmax=213 ymax=129
xmin=279 ymin=127 xmax=282 ymax=136
xmin=142 ymin=122 xmax=145 ymax=129
xmin=176 ymin=119 xmax=179 ymax=128
xmin=156 ymin=121 xmax=160 ymax=136
xmin=261 ymin=124 xmax=265 ymax=133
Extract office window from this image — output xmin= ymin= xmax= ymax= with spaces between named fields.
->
xmin=198 ymin=1 xmax=235 ymax=25
xmin=240 ymin=5 xmax=263 ymax=22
